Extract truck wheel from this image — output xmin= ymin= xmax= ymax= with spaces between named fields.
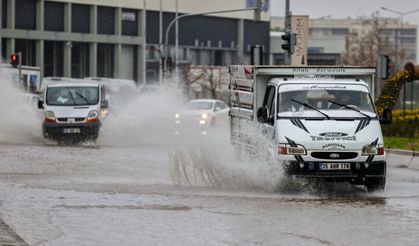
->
xmin=365 ymin=177 xmax=386 ymax=192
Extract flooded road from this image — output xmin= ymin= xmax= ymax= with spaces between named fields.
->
xmin=1 ymin=140 xmax=419 ymax=246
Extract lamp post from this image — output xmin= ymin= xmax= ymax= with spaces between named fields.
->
xmin=380 ymin=7 xmax=419 ymax=114
xmin=163 ymin=8 xmax=256 ymax=79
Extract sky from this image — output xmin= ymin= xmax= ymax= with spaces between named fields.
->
xmin=271 ymin=0 xmax=419 ymax=26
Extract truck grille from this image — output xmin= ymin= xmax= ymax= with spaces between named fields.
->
xmin=311 ymin=152 xmax=358 ymax=160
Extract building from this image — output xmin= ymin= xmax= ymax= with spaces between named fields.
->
xmin=1 ymin=0 xmax=271 ymax=84
xmin=271 ymin=17 xmax=418 ymax=67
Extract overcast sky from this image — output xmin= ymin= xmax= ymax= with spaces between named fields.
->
xmin=271 ymin=0 xmax=419 ymax=25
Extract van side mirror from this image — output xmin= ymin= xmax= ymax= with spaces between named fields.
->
xmin=214 ymin=106 xmax=221 ymax=112
xmin=101 ymin=99 xmax=109 ymax=109
xmin=257 ymin=106 xmax=268 ymax=123
xmin=38 ymin=100 xmax=44 ymax=109
xmin=379 ymin=108 xmax=392 ymax=125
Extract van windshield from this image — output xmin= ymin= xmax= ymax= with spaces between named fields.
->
xmin=278 ymin=89 xmax=375 ymax=115
xmin=46 ymin=86 xmax=99 ymax=106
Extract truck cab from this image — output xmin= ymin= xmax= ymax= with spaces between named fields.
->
xmin=229 ymin=66 xmax=391 ymax=192
xmin=38 ymin=82 xmax=108 ymax=142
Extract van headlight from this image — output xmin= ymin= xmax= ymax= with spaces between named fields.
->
xmin=44 ymin=111 xmax=56 ymax=123
xmin=86 ymin=110 xmax=99 ymax=123
xmin=362 ymin=144 xmax=384 ymax=156
xmin=278 ymin=144 xmax=307 ymax=155
xmin=45 ymin=111 xmax=55 ymax=120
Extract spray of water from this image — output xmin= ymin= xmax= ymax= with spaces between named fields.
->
xmin=0 ymin=74 xmax=42 ymax=144
xmin=98 ymin=80 xmax=285 ymax=191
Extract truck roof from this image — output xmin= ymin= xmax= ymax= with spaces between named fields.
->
xmin=269 ymin=78 xmax=368 ymax=86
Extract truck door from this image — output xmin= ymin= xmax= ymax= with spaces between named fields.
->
xmin=261 ymin=85 xmax=276 ymax=141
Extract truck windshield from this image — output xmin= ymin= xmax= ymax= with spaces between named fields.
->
xmin=278 ymin=89 xmax=375 ymax=114
xmin=46 ymin=87 xmax=99 ymax=106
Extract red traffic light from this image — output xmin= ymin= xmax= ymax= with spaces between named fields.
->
xmin=10 ymin=54 xmax=19 ymax=68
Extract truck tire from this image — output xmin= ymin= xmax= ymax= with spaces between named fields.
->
xmin=365 ymin=177 xmax=386 ymax=192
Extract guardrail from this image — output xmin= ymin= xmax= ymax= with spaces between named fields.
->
xmin=386 ymin=149 xmax=419 ymax=170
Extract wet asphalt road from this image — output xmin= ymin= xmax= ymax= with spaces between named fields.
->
xmin=0 ymin=140 xmax=419 ymax=246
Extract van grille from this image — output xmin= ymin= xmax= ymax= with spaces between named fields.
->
xmin=311 ymin=152 xmax=358 ymax=160
xmin=56 ymin=118 xmax=85 ymax=123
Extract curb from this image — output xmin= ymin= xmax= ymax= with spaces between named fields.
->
xmin=386 ymin=148 xmax=419 ymax=170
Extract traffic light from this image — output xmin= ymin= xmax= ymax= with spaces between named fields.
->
xmin=379 ymin=55 xmax=391 ymax=79
xmin=281 ymin=32 xmax=296 ymax=54
xmin=254 ymin=0 xmax=262 ymax=21
xmin=10 ymin=54 xmax=19 ymax=68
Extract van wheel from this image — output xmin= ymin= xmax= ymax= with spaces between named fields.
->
xmin=365 ymin=177 xmax=385 ymax=192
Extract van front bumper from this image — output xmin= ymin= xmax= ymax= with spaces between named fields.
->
xmin=43 ymin=121 xmax=100 ymax=140
xmin=284 ymin=161 xmax=386 ymax=181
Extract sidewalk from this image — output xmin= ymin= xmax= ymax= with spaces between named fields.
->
xmin=386 ymin=148 xmax=419 ymax=170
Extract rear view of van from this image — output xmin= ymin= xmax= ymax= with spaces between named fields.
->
xmin=38 ymin=82 xmax=109 ymax=142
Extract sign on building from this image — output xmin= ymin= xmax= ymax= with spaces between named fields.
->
xmin=291 ymin=15 xmax=309 ymax=65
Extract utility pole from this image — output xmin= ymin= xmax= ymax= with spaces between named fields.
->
xmin=141 ymin=0 xmax=147 ymax=86
xmin=158 ymin=0 xmax=163 ymax=85
xmin=0 ymin=0 xmax=2 ymax=71
xmin=284 ymin=0 xmax=291 ymax=65
xmin=175 ymin=0 xmax=179 ymax=80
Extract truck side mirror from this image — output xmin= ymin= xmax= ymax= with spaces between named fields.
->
xmin=257 ymin=106 xmax=268 ymax=123
xmin=101 ymin=99 xmax=109 ymax=109
xmin=38 ymin=100 xmax=44 ymax=109
xmin=379 ymin=108 xmax=392 ymax=125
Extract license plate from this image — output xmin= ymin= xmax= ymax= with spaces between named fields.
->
xmin=63 ymin=128 xmax=80 ymax=134
xmin=319 ymin=163 xmax=350 ymax=170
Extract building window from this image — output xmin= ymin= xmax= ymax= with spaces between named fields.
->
xmin=401 ymin=29 xmax=416 ymax=36
xmin=72 ymin=4 xmax=90 ymax=33
xmin=97 ymin=6 xmax=115 ymax=35
xmin=15 ymin=0 xmax=36 ymax=30
xmin=331 ymin=28 xmax=348 ymax=35
xmin=71 ymin=42 xmax=90 ymax=78
xmin=44 ymin=1 xmax=64 ymax=32
xmin=44 ymin=41 xmax=64 ymax=77
xmin=2 ymin=0 xmax=6 ymax=28
xmin=97 ymin=44 xmax=114 ymax=77
xmin=122 ymin=9 xmax=138 ymax=36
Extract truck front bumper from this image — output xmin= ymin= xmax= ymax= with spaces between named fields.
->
xmin=284 ymin=161 xmax=386 ymax=182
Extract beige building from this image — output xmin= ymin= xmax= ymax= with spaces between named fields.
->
xmin=271 ymin=17 xmax=418 ymax=66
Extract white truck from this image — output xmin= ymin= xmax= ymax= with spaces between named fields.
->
xmin=38 ymin=82 xmax=109 ymax=143
xmin=229 ymin=66 xmax=392 ymax=192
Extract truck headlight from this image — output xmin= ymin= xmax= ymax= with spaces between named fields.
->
xmin=279 ymin=144 xmax=307 ymax=155
xmin=201 ymin=113 xmax=208 ymax=119
xmin=362 ymin=144 xmax=384 ymax=156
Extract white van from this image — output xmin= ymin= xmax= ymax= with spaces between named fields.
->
xmin=229 ymin=66 xmax=392 ymax=192
xmin=38 ymin=82 xmax=108 ymax=141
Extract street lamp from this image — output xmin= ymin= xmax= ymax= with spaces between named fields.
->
xmin=380 ymin=7 xmax=419 ymax=113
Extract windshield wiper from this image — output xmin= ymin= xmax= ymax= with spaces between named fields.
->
xmin=75 ymin=92 xmax=90 ymax=104
xmin=67 ymin=89 xmax=78 ymax=106
xmin=328 ymin=100 xmax=371 ymax=119
xmin=291 ymin=99 xmax=331 ymax=119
